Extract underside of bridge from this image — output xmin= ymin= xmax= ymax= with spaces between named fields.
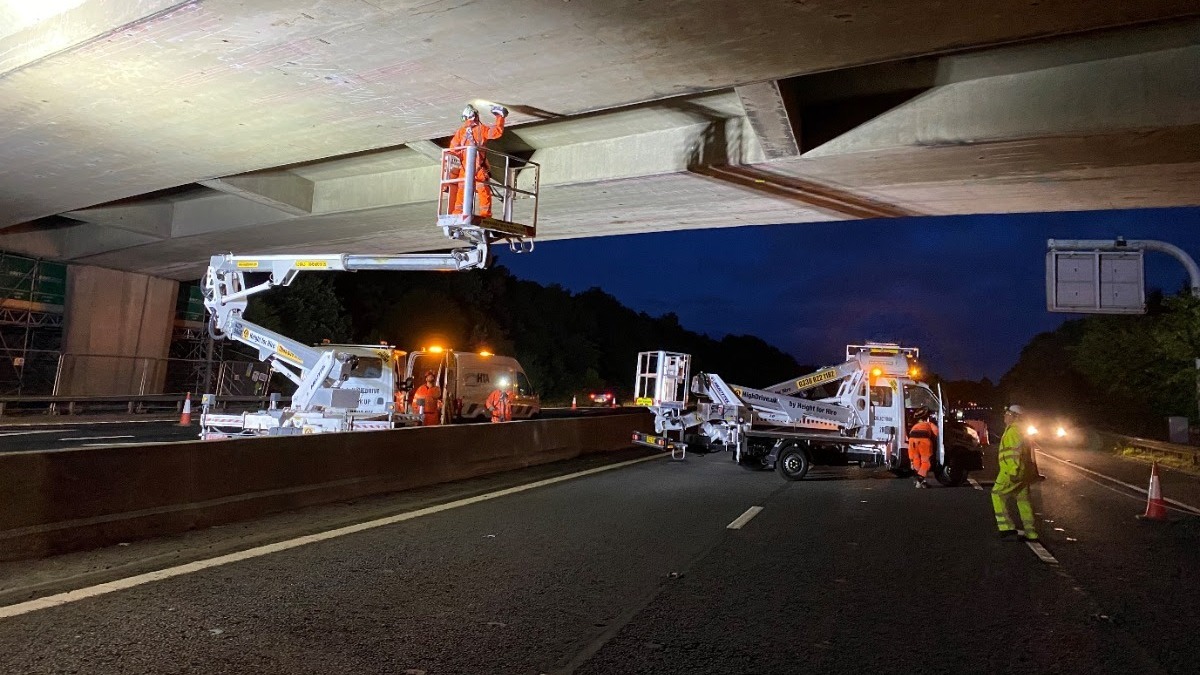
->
xmin=1 ymin=1 xmax=1199 ymax=280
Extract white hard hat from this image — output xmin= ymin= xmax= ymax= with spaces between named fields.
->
xmin=461 ymin=104 xmax=478 ymax=120
xmin=1006 ymin=404 xmax=1025 ymax=416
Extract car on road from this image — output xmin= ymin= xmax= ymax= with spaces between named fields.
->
xmin=1024 ymin=414 xmax=1083 ymax=447
xmin=583 ymin=390 xmax=619 ymax=407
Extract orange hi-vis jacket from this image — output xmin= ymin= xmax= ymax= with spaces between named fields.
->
xmin=411 ymin=383 xmax=442 ymax=426
xmin=448 ymin=114 xmax=505 ymax=217
xmin=485 ymin=388 xmax=512 ymax=423
xmin=907 ymin=419 xmax=939 ymax=477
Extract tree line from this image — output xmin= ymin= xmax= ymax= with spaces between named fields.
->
xmin=242 ymin=266 xmax=1200 ymax=436
xmin=243 ymin=266 xmax=810 ymax=403
xmin=938 ymin=290 xmax=1200 ymax=437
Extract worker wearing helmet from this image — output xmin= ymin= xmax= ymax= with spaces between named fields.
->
xmin=411 ymin=370 xmax=443 ymax=426
xmin=485 ymin=382 xmax=512 ymax=423
xmin=992 ymin=405 xmax=1040 ymax=541
xmin=907 ymin=408 xmax=938 ymax=488
xmin=447 ymin=103 xmax=507 ymax=218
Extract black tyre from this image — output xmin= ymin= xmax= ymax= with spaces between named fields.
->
xmin=777 ymin=445 xmax=811 ymax=481
xmin=935 ymin=463 xmax=967 ymax=487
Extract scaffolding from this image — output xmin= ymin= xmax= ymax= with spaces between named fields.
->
xmin=0 ymin=252 xmax=66 ymax=395
xmin=170 ymin=281 xmax=270 ymax=396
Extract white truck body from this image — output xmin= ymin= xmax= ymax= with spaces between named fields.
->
xmin=633 ymin=343 xmax=983 ymax=484
xmin=198 ymin=143 xmax=540 ymax=438
xmin=404 ymin=350 xmax=540 ymax=422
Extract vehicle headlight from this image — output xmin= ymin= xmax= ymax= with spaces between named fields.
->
xmin=1026 ymin=424 xmax=1039 ymax=436
xmin=1055 ymin=426 xmax=1067 ymax=438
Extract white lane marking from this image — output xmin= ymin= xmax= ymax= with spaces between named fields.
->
xmin=726 ymin=506 xmax=763 ymax=530
xmin=1037 ymin=450 xmax=1200 ymax=516
xmin=1026 ymin=540 xmax=1059 ymax=565
xmin=968 ymin=478 xmax=984 ymax=491
xmin=0 ymin=452 xmax=667 ymax=621
xmin=0 ymin=430 xmax=61 ymax=437
xmin=58 ymin=435 xmax=136 ymax=441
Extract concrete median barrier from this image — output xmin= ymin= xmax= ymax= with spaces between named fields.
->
xmin=0 ymin=412 xmax=654 ymax=561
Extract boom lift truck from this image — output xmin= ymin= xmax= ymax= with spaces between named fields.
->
xmin=632 ymin=344 xmax=983 ymax=484
xmin=200 ymin=141 xmax=539 ymax=437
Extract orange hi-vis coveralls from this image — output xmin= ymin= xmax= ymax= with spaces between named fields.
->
xmin=485 ymin=388 xmax=512 ymax=423
xmin=908 ymin=419 xmax=938 ymax=478
xmin=411 ymin=383 xmax=442 ymax=426
xmin=448 ymin=112 xmax=505 ymax=218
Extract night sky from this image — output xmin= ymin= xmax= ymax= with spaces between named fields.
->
xmin=498 ymin=206 xmax=1200 ymax=381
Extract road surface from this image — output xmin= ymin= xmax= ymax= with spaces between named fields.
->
xmin=0 ymin=440 xmax=1196 ymax=673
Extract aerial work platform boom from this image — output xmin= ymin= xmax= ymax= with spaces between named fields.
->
xmin=201 ymin=142 xmax=540 ymax=436
xmin=632 ymin=344 xmax=982 ymax=485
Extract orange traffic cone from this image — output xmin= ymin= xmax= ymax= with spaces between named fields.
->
xmin=179 ymin=392 xmax=193 ymax=426
xmin=1138 ymin=461 xmax=1169 ymax=522
xmin=571 ymin=395 xmax=577 ymax=410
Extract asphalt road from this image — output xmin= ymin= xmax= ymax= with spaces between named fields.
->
xmin=0 ymin=420 xmax=200 ymax=453
xmin=2 ymin=439 xmax=1197 ymax=674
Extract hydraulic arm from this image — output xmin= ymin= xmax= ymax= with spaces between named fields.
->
xmin=200 ymin=141 xmax=541 ymax=436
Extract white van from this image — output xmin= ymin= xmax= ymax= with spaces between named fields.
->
xmin=403 ymin=349 xmax=540 ymax=422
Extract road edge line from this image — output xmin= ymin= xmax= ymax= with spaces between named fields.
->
xmin=0 ymin=451 xmax=667 ymax=621
xmin=1037 ymin=450 xmax=1200 ymax=516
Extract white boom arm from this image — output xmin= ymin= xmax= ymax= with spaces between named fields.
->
xmin=203 ymin=229 xmax=496 ymax=412
xmin=764 ymin=359 xmax=861 ymax=396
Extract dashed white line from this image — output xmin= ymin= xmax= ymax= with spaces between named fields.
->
xmin=0 ymin=452 xmax=667 ymax=621
xmin=1026 ymin=540 xmax=1059 ymax=565
xmin=1037 ymin=449 xmax=1200 ymax=516
xmin=727 ymin=506 xmax=763 ymax=530
xmin=968 ymin=478 xmax=985 ymax=491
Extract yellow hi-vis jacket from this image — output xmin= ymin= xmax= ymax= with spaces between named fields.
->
xmin=996 ymin=423 xmax=1034 ymax=485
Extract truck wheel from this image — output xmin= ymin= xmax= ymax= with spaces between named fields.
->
xmin=935 ymin=464 xmax=967 ymax=487
xmin=777 ymin=445 xmax=810 ymax=481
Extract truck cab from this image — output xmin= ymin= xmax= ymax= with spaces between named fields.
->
xmin=404 ymin=349 xmax=540 ymax=422
xmin=310 ymin=343 xmax=406 ymax=415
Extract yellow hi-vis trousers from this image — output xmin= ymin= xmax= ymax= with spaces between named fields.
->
xmin=992 ymin=476 xmax=1038 ymax=539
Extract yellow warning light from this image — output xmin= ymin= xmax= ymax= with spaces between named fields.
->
xmin=909 ymin=366 xmax=921 ymax=378
xmin=427 ymin=345 xmax=445 ymax=354
xmin=870 ymin=367 xmax=883 ymax=378
xmin=478 ymin=350 xmax=493 ymax=357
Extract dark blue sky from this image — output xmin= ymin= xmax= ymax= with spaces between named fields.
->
xmin=497 ymin=206 xmax=1200 ymax=381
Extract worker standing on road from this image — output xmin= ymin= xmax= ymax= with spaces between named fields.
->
xmin=447 ymin=103 xmax=507 ymax=218
xmin=992 ymin=405 xmax=1040 ymax=541
xmin=908 ymin=409 xmax=938 ymax=488
xmin=411 ymin=370 xmax=443 ymax=426
xmin=485 ymin=384 xmax=512 ymax=423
